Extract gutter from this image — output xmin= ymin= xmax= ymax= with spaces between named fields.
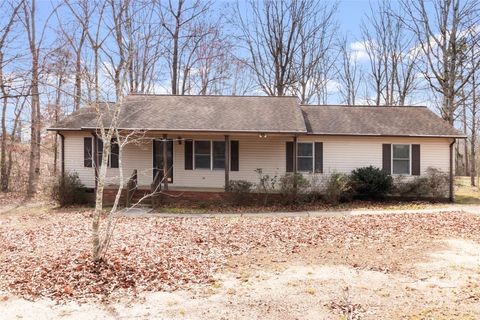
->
xmin=46 ymin=127 xmax=466 ymax=139
xmin=449 ymin=139 xmax=456 ymax=202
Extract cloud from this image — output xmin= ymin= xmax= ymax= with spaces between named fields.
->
xmin=349 ymin=41 xmax=370 ymax=62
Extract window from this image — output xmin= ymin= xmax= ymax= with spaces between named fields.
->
xmin=84 ymin=137 xmax=93 ymax=167
xmin=110 ymin=139 xmax=119 ymax=168
xmin=392 ymin=144 xmax=410 ymax=174
xmin=213 ymin=141 xmax=225 ymax=169
xmin=297 ymin=143 xmax=313 ymax=172
xmin=84 ymin=137 xmax=118 ymax=168
xmin=194 ymin=140 xmax=211 ymax=169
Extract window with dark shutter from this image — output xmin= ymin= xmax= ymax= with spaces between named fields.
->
xmin=297 ymin=143 xmax=313 ymax=172
xmin=185 ymin=140 xmax=193 ymax=170
xmin=230 ymin=141 xmax=239 ymax=171
xmin=412 ymin=144 xmax=420 ymax=175
xmin=286 ymin=141 xmax=294 ymax=172
xmin=382 ymin=144 xmax=392 ymax=174
xmin=314 ymin=142 xmax=323 ymax=173
xmin=392 ymin=144 xmax=410 ymax=174
xmin=194 ymin=141 xmax=211 ymax=169
xmin=84 ymin=137 xmax=93 ymax=167
xmin=110 ymin=139 xmax=119 ymax=168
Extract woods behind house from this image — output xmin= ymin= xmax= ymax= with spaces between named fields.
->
xmin=0 ymin=0 xmax=479 ymax=196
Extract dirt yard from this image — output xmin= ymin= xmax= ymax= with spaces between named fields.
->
xmin=1 ymin=203 xmax=480 ymax=319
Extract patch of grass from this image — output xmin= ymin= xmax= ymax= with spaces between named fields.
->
xmin=155 ymin=207 xmax=208 ymax=214
xmin=455 ymin=176 xmax=480 ymax=204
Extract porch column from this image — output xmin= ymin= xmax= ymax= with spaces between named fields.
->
xmin=225 ymin=135 xmax=230 ymax=191
xmin=163 ymin=134 xmax=168 ymax=191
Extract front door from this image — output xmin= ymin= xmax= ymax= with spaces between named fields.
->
xmin=153 ymin=139 xmax=173 ymax=183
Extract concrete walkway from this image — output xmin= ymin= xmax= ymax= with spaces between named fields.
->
xmin=118 ymin=204 xmax=480 ymax=218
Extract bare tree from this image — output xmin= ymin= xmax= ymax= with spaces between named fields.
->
xmin=293 ymin=0 xmax=338 ymax=104
xmin=401 ymin=0 xmax=480 ymax=124
xmin=54 ymin=3 xmax=87 ymax=111
xmin=336 ymin=39 xmax=363 ymax=105
xmin=22 ymin=0 xmax=42 ymax=197
xmin=465 ymin=45 xmax=480 ymax=185
xmin=235 ymin=0 xmax=306 ymax=96
xmin=157 ymin=0 xmax=212 ymax=95
xmin=362 ymin=0 xmax=420 ymax=106
xmin=127 ymin=2 xmax=163 ymax=94
xmin=0 ymin=0 xmax=24 ymax=192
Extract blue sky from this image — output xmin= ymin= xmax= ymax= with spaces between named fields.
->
xmin=337 ymin=0 xmax=371 ymax=36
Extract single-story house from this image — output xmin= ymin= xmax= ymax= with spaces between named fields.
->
xmin=49 ymin=94 xmax=464 ymax=201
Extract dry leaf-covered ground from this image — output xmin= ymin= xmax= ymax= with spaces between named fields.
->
xmin=1 ymin=204 xmax=480 ymax=319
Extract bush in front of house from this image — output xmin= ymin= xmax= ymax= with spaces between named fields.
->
xmin=349 ymin=166 xmax=393 ymax=199
xmin=51 ymin=171 xmax=89 ymax=207
xmin=323 ymin=172 xmax=352 ymax=205
xmin=254 ymin=168 xmax=278 ymax=205
xmin=227 ymin=179 xmax=254 ymax=205
xmin=279 ymin=172 xmax=310 ymax=204
xmin=395 ymin=167 xmax=449 ymax=199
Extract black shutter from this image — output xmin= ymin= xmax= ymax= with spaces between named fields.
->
xmin=185 ymin=140 xmax=193 ymax=170
xmin=230 ymin=140 xmax=239 ymax=171
xmin=286 ymin=141 xmax=294 ymax=172
xmin=412 ymin=144 xmax=420 ymax=176
xmin=167 ymin=139 xmax=173 ymax=182
xmin=382 ymin=144 xmax=391 ymax=174
xmin=84 ymin=137 xmax=93 ymax=167
xmin=314 ymin=142 xmax=323 ymax=173
xmin=110 ymin=139 xmax=119 ymax=168
xmin=152 ymin=139 xmax=157 ymax=179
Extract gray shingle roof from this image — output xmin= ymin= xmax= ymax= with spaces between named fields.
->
xmin=50 ymin=95 xmax=307 ymax=133
xmin=49 ymin=94 xmax=464 ymax=138
xmin=301 ymin=105 xmax=464 ymax=138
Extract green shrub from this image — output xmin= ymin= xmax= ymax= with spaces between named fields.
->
xmin=350 ymin=166 xmax=393 ymax=199
xmin=51 ymin=171 xmax=88 ymax=207
xmin=279 ymin=172 xmax=310 ymax=204
xmin=323 ymin=172 xmax=352 ymax=205
xmin=227 ymin=180 xmax=254 ymax=205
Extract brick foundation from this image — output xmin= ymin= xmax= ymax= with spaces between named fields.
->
xmin=101 ymin=188 xmax=229 ymax=206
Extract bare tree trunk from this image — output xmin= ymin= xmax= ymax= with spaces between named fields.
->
xmin=74 ymin=33 xmax=86 ymax=111
xmin=25 ymin=0 xmax=41 ymax=197
xmin=171 ymin=2 xmax=181 ymax=95
xmin=0 ymin=93 xmax=7 ymax=191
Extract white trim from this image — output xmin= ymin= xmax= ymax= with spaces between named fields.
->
xmin=391 ymin=144 xmax=411 ymax=175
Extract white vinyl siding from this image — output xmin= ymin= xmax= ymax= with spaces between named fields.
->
xmin=60 ymin=131 xmax=452 ymax=190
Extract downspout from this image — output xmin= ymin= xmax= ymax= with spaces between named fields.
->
xmin=449 ymin=139 xmax=456 ymax=202
xmin=57 ymin=131 xmax=65 ymax=178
